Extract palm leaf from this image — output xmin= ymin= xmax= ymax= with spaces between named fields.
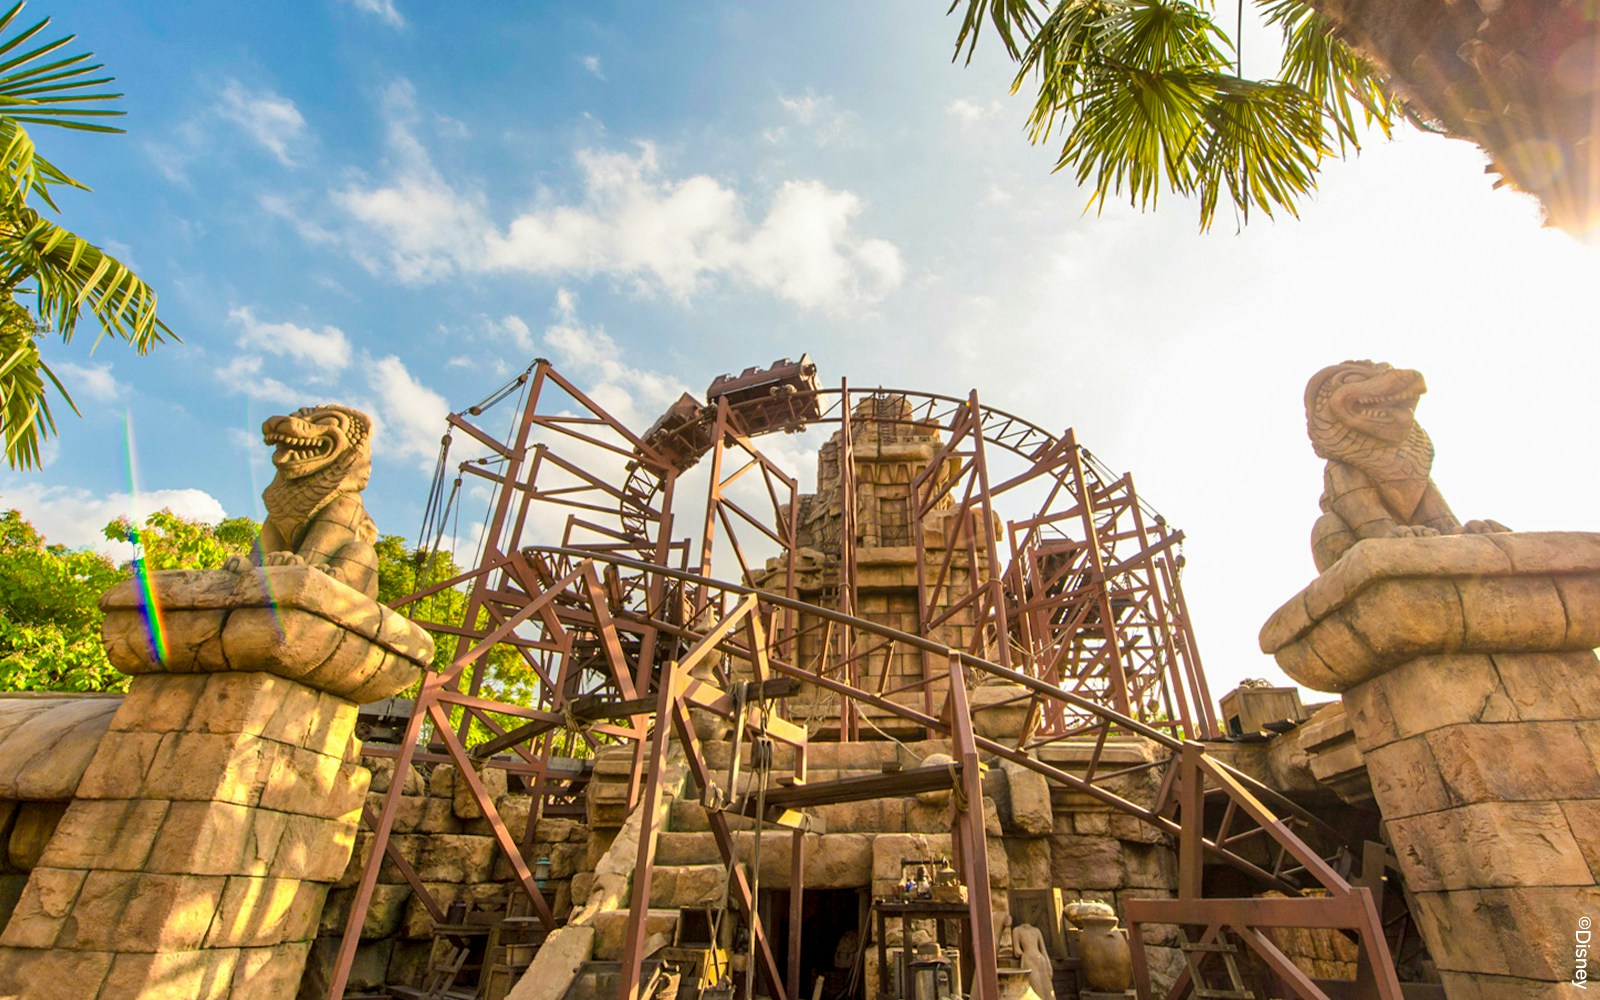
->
xmin=0 ymin=2 xmax=162 ymax=471
xmin=1258 ymin=0 xmax=1404 ymax=149
xmin=1019 ymin=1 xmax=1237 ymax=216
xmin=968 ymin=0 xmax=1412 ymax=228
xmin=0 ymin=296 xmax=65 ymax=470
xmin=0 ymin=3 xmax=123 ymax=133
xmin=951 ymin=0 xmax=1046 ymax=63
xmin=1192 ymin=78 xmax=1328 ymax=227
xmin=0 ymin=204 xmax=170 ymax=351
xmin=0 ymin=117 xmax=87 ymax=211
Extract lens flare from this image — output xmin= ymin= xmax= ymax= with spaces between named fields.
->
xmin=123 ymin=412 xmax=167 ymax=665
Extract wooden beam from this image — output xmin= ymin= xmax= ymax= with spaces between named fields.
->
xmin=738 ymin=762 xmax=963 ymax=812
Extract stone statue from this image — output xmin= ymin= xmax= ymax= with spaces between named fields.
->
xmin=1305 ymin=361 xmax=1508 ymax=572
xmin=228 ymin=404 xmax=381 ymax=598
xmin=1011 ymin=924 xmax=1055 ymax=1000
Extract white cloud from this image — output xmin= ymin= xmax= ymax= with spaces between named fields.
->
xmin=779 ymin=94 xmax=826 ymax=126
xmin=52 ymin=361 xmax=125 ymax=403
xmin=144 ymin=139 xmax=192 ymax=185
xmin=736 ymin=180 xmax=904 ymax=307
xmin=581 ymin=55 xmax=604 ymax=80
xmin=217 ymin=80 xmax=307 ymax=166
xmin=319 ymin=87 xmax=903 ymax=311
xmin=230 ymin=306 xmax=352 ymax=373
xmin=540 ymin=288 xmax=688 ymax=429
xmin=366 ymin=355 xmax=450 ymax=463
xmin=775 ymin=92 xmax=857 ymax=146
xmin=331 ymin=82 xmax=491 ymax=283
xmin=345 ymin=0 xmax=405 ymax=28
xmin=485 ymin=314 xmax=536 ymax=353
xmin=0 ymin=483 xmax=227 ymax=558
xmin=946 ymin=97 xmax=1005 ymax=124
xmin=214 ymin=355 xmax=302 ymax=405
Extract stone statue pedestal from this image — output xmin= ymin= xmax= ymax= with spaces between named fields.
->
xmin=1261 ymin=533 xmax=1600 ymax=998
xmin=0 ymin=567 xmax=430 ymax=1000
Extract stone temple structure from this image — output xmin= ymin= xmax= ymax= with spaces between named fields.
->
xmin=0 ymin=361 xmax=1595 ymax=1000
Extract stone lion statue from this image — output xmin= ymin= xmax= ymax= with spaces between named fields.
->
xmin=1306 ymin=361 xmax=1507 ymax=572
xmin=226 ymin=404 xmax=380 ymax=597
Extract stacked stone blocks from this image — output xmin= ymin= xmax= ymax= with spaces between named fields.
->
xmin=1263 ymin=533 xmax=1600 ymax=999
xmin=305 ymin=759 xmax=590 ymax=996
xmin=0 ymin=566 xmax=428 ymax=1000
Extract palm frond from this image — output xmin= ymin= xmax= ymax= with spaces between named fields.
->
xmin=0 ymin=3 xmax=162 ymax=471
xmin=0 ymin=296 xmax=65 ymax=470
xmin=0 ymin=118 xmax=86 ymax=212
xmin=1193 ymin=78 xmax=1328 ymax=227
xmin=950 ymin=0 xmax=1046 ymax=63
xmin=0 ymin=204 xmax=170 ymax=351
xmin=1257 ymin=0 xmax=1404 ymax=148
xmin=1020 ymin=1 xmax=1236 ymax=216
xmin=0 ymin=3 xmax=122 ymax=133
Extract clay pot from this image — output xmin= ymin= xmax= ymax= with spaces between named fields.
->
xmin=1076 ymin=912 xmax=1133 ymax=991
xmin=995 ymin=967 xmax=1042 ymax=1000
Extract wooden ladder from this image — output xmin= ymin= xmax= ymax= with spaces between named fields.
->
xmin=1179 ymin=932 xmax=1255 ymax=1000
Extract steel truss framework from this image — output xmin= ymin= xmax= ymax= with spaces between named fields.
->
xmin=327 ymin=360 xmax=1407 ymax=1000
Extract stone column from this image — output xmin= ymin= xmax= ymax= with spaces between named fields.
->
xmin=1261 ymin=533 xmax=1600 ymax=999
xmin=0 ymin=566 xmax=429 ymax=1000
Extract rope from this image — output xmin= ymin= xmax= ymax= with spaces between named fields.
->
xmin=744 ymin=698 xmax=774 ymax=1000
xmin=947 ymin=762 xmax=968 ymax=813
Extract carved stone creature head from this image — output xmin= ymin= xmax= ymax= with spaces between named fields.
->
xmin=262 ymin=405 xmax=372 ymax=487
xmin=1305 ymin=360 xmax=1426 ymax=450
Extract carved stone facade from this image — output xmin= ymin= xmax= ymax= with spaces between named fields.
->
xmin=1263 ymin=533 xmax=1600 ymax=997
xmin=0 ymin=567 xmax=430 ymax=999
xmin=761 ymin=395 xmax=1003 ymax=734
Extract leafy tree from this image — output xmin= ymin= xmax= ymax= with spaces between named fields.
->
xmin=103 ymin=509 xmax=259 ymax=571
xmin=1 ymin=509 xmax=580 ymax=757
xmin=0 ymin=511 xmax=544 ymax=701
xmin=0 ymin=1 xmax=172 ymax=469
xmin=953 ymin=0 xmax=1599 ymax=231
xmin=0 ymin=508 xmax=122 ymax=690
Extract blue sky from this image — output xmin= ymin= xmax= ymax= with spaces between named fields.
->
xmin=5 ymin=0 xmax=1598 ymax=697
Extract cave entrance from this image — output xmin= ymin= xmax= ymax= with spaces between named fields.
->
xmin=762 ymin=887 xmax=867 ymax=1000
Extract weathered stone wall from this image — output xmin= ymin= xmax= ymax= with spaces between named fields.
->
xmin=1264 ymin=533 xmax=1600 ymax=999
xmin=0 ymin=566 xmax=428 ymax=1000
xmin=0 ymin=696 xmax=121 ymax=934
xmin=759 ymin=394 xmax=1001 ymax=735
xmin=624 ymin=735 xmax=1181 ymax=997
xmin=1033 ymin=739 xmax=1184 ymax=988
xmin=301 ymin=758 xmax=591 ymax=997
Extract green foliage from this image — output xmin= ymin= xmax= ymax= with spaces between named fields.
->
xmin=0 ymin=1 xmax=172 ymax=469
xmin=0 ymin=294 xmax=58 ymax=469
xmin=0 ymin=508 xmax=259 ymax=692
xmin=376 ymin=535 xmax=590 ymax=753
xmin=376 ymin=533 xmax=532 ymax=693
xmin=1 ymin=511 xmax=571 ymax=760
xmin=103 ymin=509 xmax=258 ymax=572
xmin=0 ymin=508 xmax=122 ymax=691
xmin=955 ymin=0 xmax=1408 ymax=229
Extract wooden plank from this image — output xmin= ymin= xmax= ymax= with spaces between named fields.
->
xmin=737 ymin=762 xmax=961 ymax=812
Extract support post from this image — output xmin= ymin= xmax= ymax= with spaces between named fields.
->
xmin=946 ymin=652 xmax=999 ymax=1000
